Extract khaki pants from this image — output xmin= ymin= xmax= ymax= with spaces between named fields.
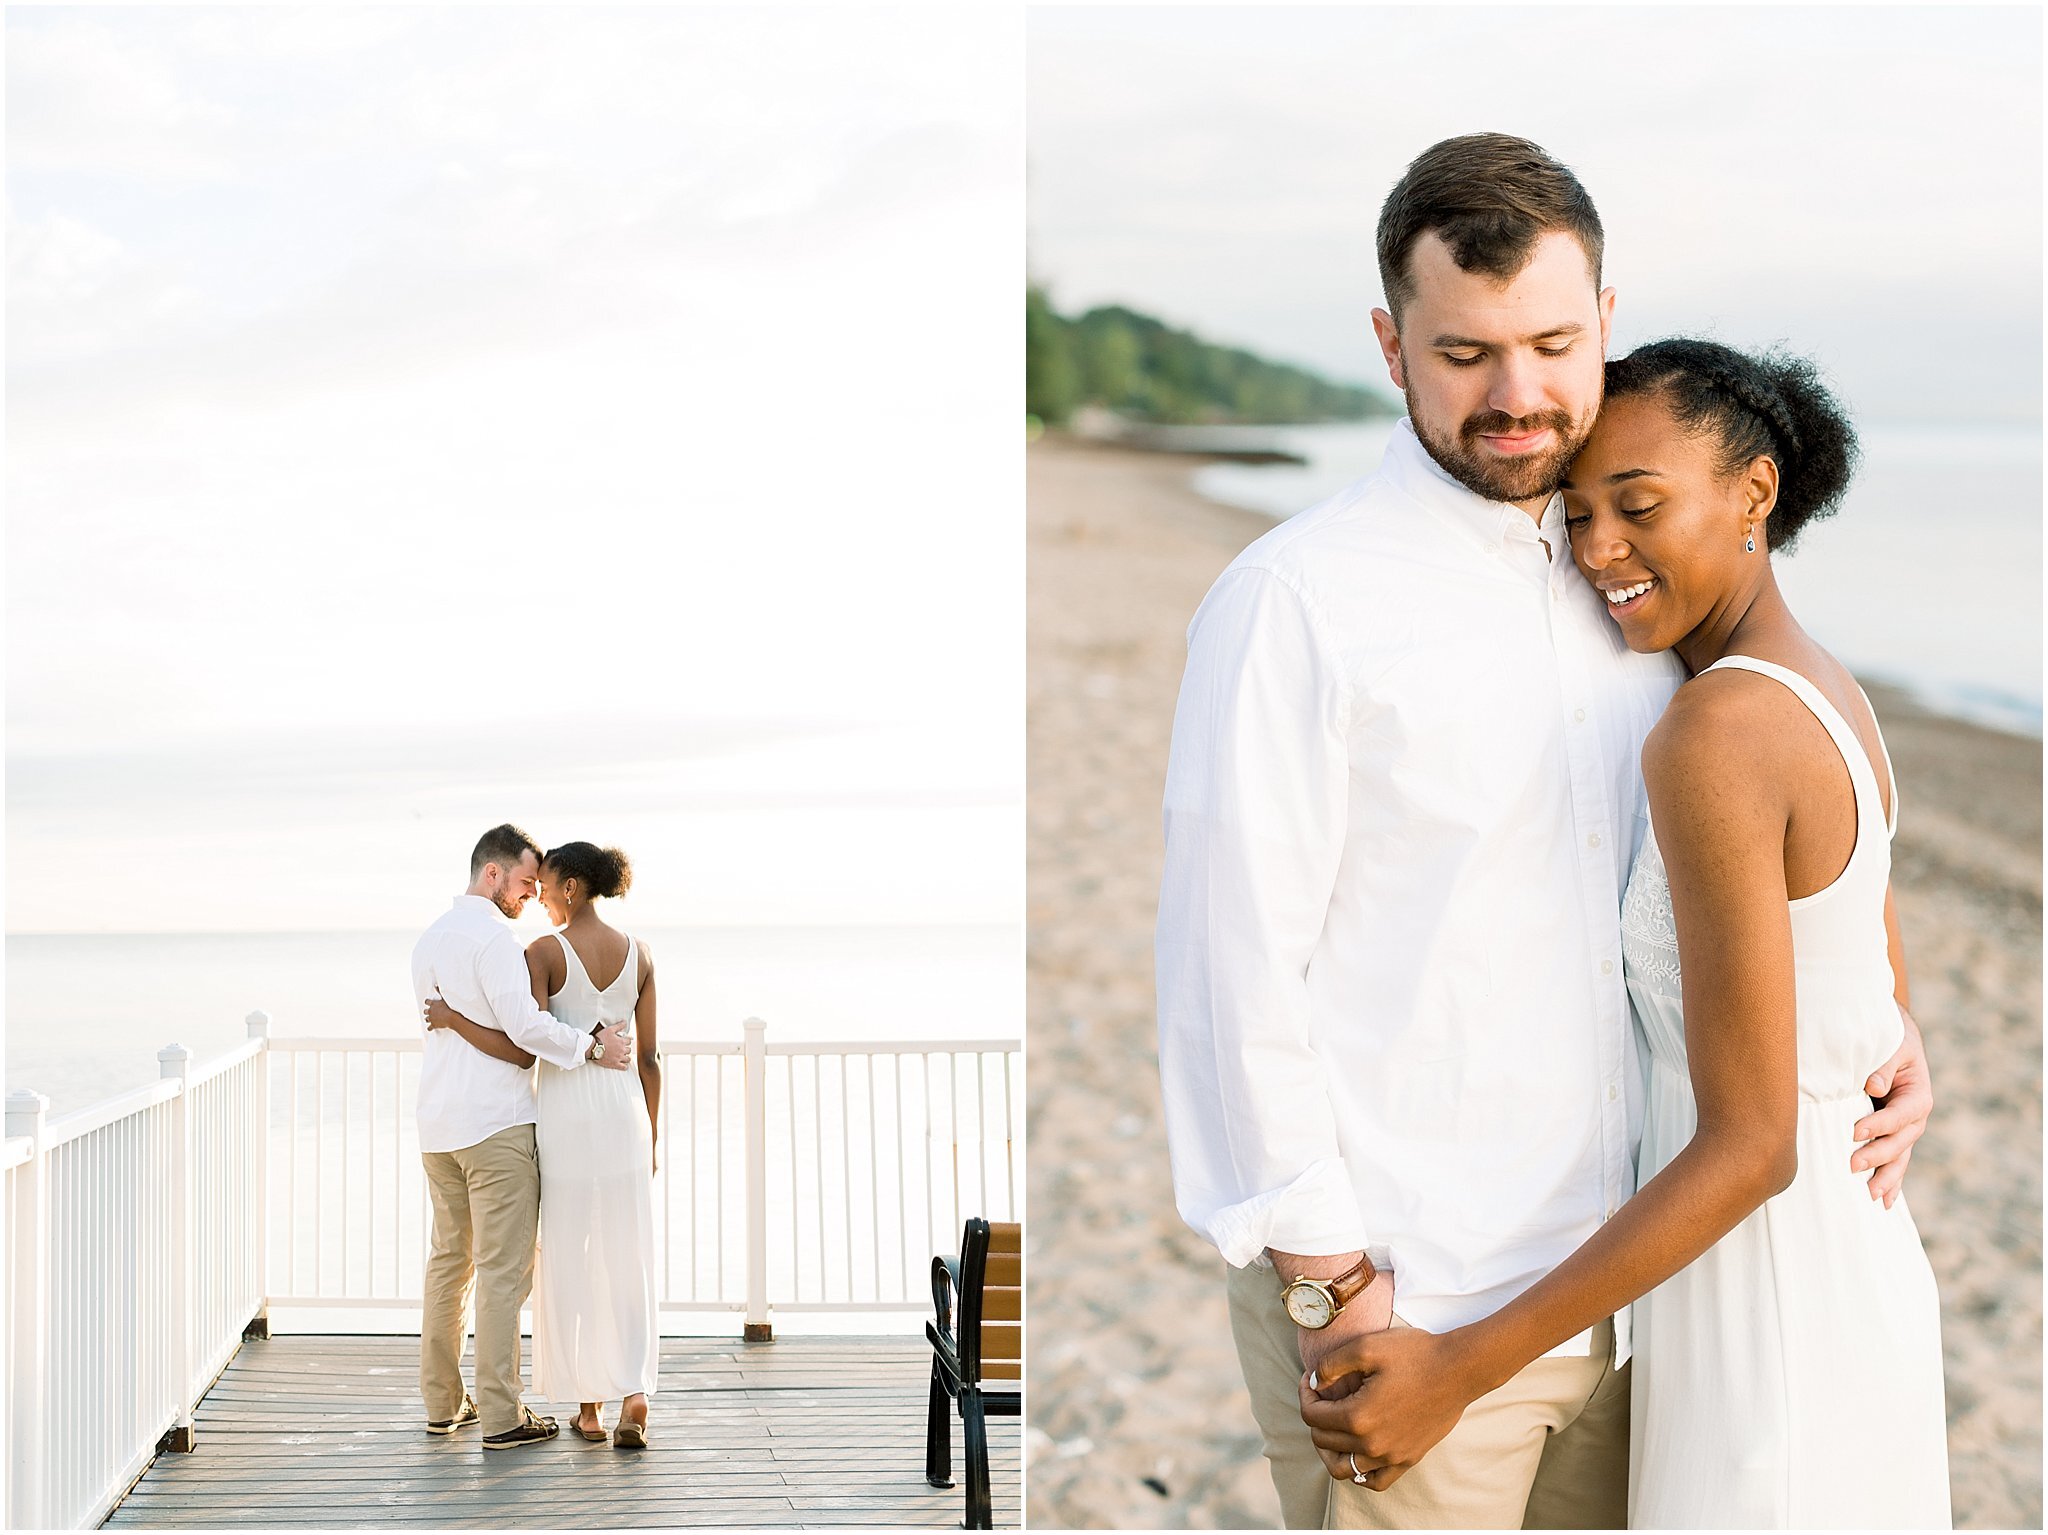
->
xmin=420 ymin=1124 xmax=541 ymax=1434
xmin=1226 ymin=1262 xmax=1629 ymax=1530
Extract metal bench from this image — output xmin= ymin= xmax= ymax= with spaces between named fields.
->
xmin=925 ymin=1217 xmax=1021 ymax=1528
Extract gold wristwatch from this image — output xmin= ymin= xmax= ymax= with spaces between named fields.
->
xmin=587 ymin=1031 xmax=606 ymax=1062
xmin=1279 ymin=1254 xmax=1378 ymax=1330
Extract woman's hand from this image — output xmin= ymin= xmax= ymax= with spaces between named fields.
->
xmin=1297 ymin=1326 xmax=1487 ymax=1490
xmin=423 ymin=996 xmax=459 ymax=1031
xmin=1853 ymin=1002 xmax=1932 ymax=1208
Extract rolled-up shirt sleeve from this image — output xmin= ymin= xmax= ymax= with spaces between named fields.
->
xmin=482 ymin=933 xmax=591 ymax=1071
xmin=1156 ymin=565 xmax=1369 ymax=1268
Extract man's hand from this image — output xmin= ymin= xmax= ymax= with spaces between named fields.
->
xmin=423 ymin=996 xmax=458 ymax=1030
xmin=593 ymin=1023 xmax=634 ymax=1072
xmin=1295 ymin=1269 xmax=1395 ymax=1389
xmin=1298 ymin=1326 xmax=1481 ymax=1492
xmin=1853 ymin=1003 xmax=1932 ymax=1208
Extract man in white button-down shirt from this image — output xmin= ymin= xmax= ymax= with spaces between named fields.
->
xmin=1156 ymin=135 xmax=1932 ymax=1528
xmin=410 ymin=823 xmax=633 ymax=1448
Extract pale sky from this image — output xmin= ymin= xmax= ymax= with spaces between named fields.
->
xmin=7 ymin=7 xmax=1023 ymax=932
xmin=1028 ymin=5 xmax=2043 ymax=425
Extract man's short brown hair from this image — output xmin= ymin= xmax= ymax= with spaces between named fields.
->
xmin=1376 ymin=133 xmax=1604 ymax=321
xmin=469 ymin=823 xmax=540 ymax=881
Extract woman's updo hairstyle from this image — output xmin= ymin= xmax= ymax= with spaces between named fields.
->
xmin=544 ymin=841 xmax=632 ymax=900
xmin=1603 ymin=338 xmax=1859 ymax=554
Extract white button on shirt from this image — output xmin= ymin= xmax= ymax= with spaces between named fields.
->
xmin=1156 ymin=419 xmax=1684 ymax=1362
xmin=411 ymin=895 xmax=598 ymax=1155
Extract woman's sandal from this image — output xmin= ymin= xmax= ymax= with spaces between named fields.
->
xmin=613 ymin=1418 xmax=648 ymax=1449
xmin=574 ymin=1412 xmax=607 ymax=1442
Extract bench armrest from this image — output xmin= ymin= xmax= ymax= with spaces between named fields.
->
xmin=930 ymin=1253 xmax=962 ymax=1341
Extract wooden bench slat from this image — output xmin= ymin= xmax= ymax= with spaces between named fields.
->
xmin=979 ymin=1322 xmax=1021 ymax=1363
xmin=979 ymin=1285 xmax=1020 ymax=1322
xmin=984 ymin=1253 xmax=1020 ymax=1286
xmin=986 ymin=1222 xmax=1021 ymax=1255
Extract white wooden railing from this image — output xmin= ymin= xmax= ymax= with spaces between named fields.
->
xmin=3 ymin=1015 xmax=1021 ymax=1530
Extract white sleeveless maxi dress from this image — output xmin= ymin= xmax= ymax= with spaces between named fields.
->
xmin=1621 ymin=656 xmax=1949 ymax=1528
xmin=531 ymin=932 xmax=659 ymax=1402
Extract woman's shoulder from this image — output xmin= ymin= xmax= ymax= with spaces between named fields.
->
xmin=1653 ymin=665 xmax=1794 ymax=747
xmin=523 ymin=932 xmax=569 ymax=964
xmin=1647 ymin=660 xmax=1854 ymax=827
xmin=1645 ymin=666 xmax=1817 ymax=795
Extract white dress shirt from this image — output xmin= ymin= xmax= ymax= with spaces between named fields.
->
xmin=411 ymin=895 xmax=597 ymax=1155
xmin=1157 ymin=419 xmax=1684 ymax=1361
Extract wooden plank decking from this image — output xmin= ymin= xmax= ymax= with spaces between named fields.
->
xmin=106 ymin=1335 xmax=1021 ymax=1529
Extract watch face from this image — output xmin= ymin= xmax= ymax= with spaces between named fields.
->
xmin=1285 ymin=1283 xmax=1335 ymax=1329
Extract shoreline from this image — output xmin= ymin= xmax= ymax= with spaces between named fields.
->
xmin=1073 ymin=428 xmax=2045 ymax=743
xmin=1024 ymin=437 xmax=2041 ymax=1529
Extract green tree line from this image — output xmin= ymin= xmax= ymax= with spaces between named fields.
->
xmin=1027 ymin=288 xmax=1396 ymax=426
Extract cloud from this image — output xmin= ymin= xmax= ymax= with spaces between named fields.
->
xmin=7 ymin=13 xmax=240 ymax=180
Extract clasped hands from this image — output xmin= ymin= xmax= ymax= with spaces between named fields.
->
xmin=1298 ymin=1005 xmax=1934 ymax=1492
xmin=420 ymin=994 xmax=635 ymax=1072
xmin=1290 ymin=1264 xmax=1463 ymax=1495
xmin=1300 ymin=1321 xmax=1478 ymax=1494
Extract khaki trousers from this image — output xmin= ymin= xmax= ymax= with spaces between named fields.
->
xmin=1226 ymin=1262 xmax=1630 ymax=1530
xmin=420 ymin=1124 xmax=541 ymax=1434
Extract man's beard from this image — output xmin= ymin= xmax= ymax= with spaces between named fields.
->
xmin=1409 ymin=396 xmax=1588 ymax=505
xmin=492 ymin=891 xmax=525 ymax=919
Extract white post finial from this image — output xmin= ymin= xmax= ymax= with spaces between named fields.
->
xmin=158 ymin=1043 xmax=192 ymax=1074
xmin=5 ymin=1089 xmax=50 ymax=1134
xmin=246 ymin=1011 xmax=271 ymax=1040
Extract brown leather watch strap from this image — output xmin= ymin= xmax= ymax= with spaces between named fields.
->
xmin=1326 ymin=1253 xmax=1379 ymax=1310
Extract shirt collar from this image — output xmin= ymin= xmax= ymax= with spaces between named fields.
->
xmin=1380 ymin=417 xmax=1565 ymax=557
xmin=454 ymin=893 xmax=510 ymax=923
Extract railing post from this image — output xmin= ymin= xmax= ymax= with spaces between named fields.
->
xmin=158 ymin=1044 xmax=197 ymax=1452
xmin=742 ymin=1018 xmax=772 ymax=1341
xmin=7 ymin=1091 xmax=51 ymax=1531
xmin=245 ymin=1012 xmax=272 ymax=1341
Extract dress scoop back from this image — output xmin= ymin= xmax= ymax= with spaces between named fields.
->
xmin=1620 ymin=655 xmax=1949 ymax=1529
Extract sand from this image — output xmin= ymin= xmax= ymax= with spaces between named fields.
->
xmin=1024 ymin=436 xmax=2043 ymax=1530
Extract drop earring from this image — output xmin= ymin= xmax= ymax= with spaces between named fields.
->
xmin=1744 ymin=526 xmax=1757 ymax=554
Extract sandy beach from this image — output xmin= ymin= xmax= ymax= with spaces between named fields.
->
xmin=1024 ymin=436 xmax=2043 ymax=1530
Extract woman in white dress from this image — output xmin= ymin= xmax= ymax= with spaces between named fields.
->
xmin=1300 ymin=340 xmax=1950 ymax=1527
xmin=427 ymin=841 xmax=662 ymax=1448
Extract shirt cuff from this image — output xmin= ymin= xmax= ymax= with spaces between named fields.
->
xmin=1207 ymin=1157 xmax=1371 ymax=1270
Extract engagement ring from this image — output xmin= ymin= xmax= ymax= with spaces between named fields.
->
xmin=1350 ymin=1453 xmax=1371 ymax=1486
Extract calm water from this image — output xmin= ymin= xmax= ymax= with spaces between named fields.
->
xmin=1195 ymin=420 xmax=2043 ymax=736
xmin=8 ymin=923 xmax=1019 ymax=1116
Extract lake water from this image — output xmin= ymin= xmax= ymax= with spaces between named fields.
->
xmin=1194 ymin=419 xmax=2043 ymax=736
xmin=8 ymin=922 xmax=1019 ymax=1116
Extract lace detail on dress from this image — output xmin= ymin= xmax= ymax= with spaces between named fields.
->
xmin=1620 ymin=830 xmax=1684 ymax=995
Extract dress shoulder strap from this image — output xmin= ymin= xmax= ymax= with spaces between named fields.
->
xmin=552 ymin=930 xmax=592 ymax=992
xmin=1850 ymin=681 xmax=1901 ymax=837
xmin=1701 ymin=655 xmax=1892 ymax=848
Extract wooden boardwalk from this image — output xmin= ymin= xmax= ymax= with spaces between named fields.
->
xmin=106 ymin=1334 xmax=1021 ymax=1529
